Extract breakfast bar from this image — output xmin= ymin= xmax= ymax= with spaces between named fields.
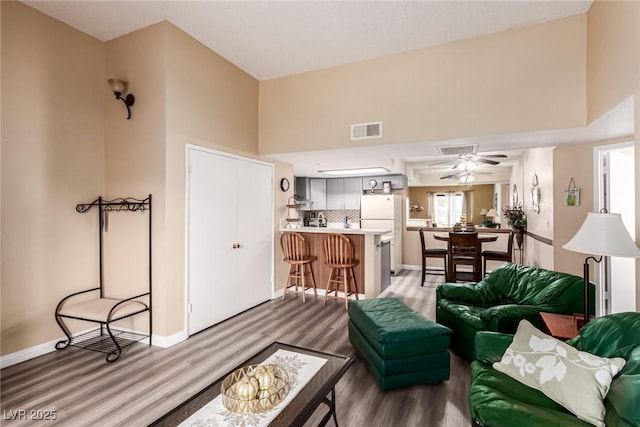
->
xmin=279 ymin=226 xmax=390 ymax=299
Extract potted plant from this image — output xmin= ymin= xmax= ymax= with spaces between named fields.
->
xmin=502 ymin=204 xmax=527 ymax=248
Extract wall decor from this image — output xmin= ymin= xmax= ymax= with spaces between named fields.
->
xmin=564 ymin=177 xmax=580 ymax=206
xmin=512 ymin=184 xmax=519 ymax=206
xmin=531 ymin=172 xmax=540 ymax=214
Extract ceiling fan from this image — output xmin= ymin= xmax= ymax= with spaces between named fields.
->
xmin=430 ymin=153 xmax=508 ymax=169
xmin=440 ymin=170 xmax=492 ymax=183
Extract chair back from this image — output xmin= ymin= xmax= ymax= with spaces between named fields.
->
xmin=323 ymin=233 xmax=355 ymax=266
xmin=281 ymin=232 xmax=309 ymax=262
xmin=448 ymin=232 xmax=480 ymax=258
xmin=419 ymin=228 xmax=427 ymax=253
xmin=506 ymin=230 xmax=515 ymax=256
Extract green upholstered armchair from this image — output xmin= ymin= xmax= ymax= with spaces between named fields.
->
xmin=436 ymin=263 xmax=593 ymax=361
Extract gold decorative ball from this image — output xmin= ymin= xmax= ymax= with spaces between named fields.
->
xmin=255 ymin=366 xmax=275 ymax=390
xmin=235 ymin=375 xmax=259 ymax=401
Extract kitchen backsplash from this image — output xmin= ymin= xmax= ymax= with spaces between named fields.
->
xmin=304 ymin=209 xmax=361 ymax=223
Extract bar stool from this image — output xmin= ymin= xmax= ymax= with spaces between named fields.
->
xmin=322 ymin=233 xmax=359 ymax=310
xmin=281 ymin=232 xmax=317 ymax=303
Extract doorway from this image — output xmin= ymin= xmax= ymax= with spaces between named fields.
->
xmin=594 ymin=142 xmax=636 ymax=315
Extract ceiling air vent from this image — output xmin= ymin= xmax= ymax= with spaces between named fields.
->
xmin=436 ymin=144 xmax=477 ymax=156
xmin=351 ymin=121 xmax=382 ymax=140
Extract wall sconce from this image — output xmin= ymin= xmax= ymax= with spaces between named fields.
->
xmin=107 ymin=79 xmax=135 ymax=119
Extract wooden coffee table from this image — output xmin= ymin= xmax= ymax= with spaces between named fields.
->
xmin=540 ymin=312 xmax=581 ymax=340
xmin=150 ymin=342 xmax=353 ymax=427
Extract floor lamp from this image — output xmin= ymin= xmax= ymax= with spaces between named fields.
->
xmin=563 ymin=212 xmax=640 ymax=326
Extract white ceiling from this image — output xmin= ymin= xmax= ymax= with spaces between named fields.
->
xmin=24 ymin=0 xmax=593 ymax=80
xmin=23 ymin=0 xmax=634 ymax=185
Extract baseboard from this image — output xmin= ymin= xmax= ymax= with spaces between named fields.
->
xmin=402 ymin=264 xmax=421 ymax=271
xmin=0 ymin=328 xmax=188 ymax=368
xmin=151 ymin=329 xmax=188 ymax=348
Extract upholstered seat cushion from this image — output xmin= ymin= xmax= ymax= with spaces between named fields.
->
xmin=58 ymin=298 xmax=148 ymax=322
xmin=348 ymin=298 xmax=451 ymax=359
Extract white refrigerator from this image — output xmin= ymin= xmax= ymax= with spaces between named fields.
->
xmin=360 ymin=194 xmax=402 ymax=274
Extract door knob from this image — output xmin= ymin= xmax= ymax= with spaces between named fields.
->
xmin=232 ymin=243 xmax=241 ymax=249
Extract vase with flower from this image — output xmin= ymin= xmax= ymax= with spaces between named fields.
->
xmin=502 ymin=204 xmax=527 ymax=248
xmin=409 ymin=200 xmax=424 ymax=219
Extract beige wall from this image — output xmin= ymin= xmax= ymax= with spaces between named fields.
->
xmin=104 ymin=23 xmax=169 ymax=335
xmin=259 ymin=15 xmax=587 ymax=155
xmin=1 ymin=2 xmax=105 ymax=355
xmin=553 ymin=138 xmax=631 ymax=277
xmin=106 ymin=22 xmax=265 ymax=338
xmin=587 ymin=0 xmax=639 ymax=122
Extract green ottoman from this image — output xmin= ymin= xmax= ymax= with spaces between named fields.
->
xmin=348 ymin=298 xmax=451 ymax=390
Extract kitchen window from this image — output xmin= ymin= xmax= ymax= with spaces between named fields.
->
xmin=434 ymin=192 xmax=463 ymax=227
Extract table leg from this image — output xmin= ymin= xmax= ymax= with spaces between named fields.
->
xmin=318 ymin=387 xmax=339 ymax=427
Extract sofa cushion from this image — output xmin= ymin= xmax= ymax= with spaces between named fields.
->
xmin=348 ymin=298 xmax=451 ymax=359
xmin=470 ymin=361 xmax=592 ymax=427
xmin=484 ymin=263 xmax=585 ymax=308
xmin=493 ymin=320 xmax=625 ymax=427
xmin=437 ymin=300 xmax=485 ymax=330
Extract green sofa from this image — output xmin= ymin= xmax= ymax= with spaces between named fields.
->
xmin=436 ymin=263 xmax=593 ymax=361
xmin=469 ymin=312 xmax=640 ymax=427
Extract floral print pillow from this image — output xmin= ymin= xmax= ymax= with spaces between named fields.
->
xmin=493 ymin=320 xmax=626 ymax=427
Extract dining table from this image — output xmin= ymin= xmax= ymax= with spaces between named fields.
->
xmin=433 ymin=233 xmax=499 ymax=282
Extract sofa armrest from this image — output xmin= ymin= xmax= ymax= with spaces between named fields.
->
xmin=474 ymin=331 xmax=514 ymax=363
xmin=479 ymin=304 xmax=545 ymax=333
xmin=436 ymin=283 xmax=484 ymax=303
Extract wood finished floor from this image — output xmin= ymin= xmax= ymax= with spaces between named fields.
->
xmin=1 ymin=270 xmax=470 ymax=426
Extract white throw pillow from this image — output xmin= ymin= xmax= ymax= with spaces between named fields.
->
xmin=493 ymin=320 xmax=625 ymax=427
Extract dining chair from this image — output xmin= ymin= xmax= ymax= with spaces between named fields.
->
xmin=322 ymin=233 xmax=359 ymax=310
xmin=482 ymin=230 xmax=514 ymax=277
xmin=419 ymin=228 xmax=447 ymax=286
xmin=447 ymin=232 xmax=481 ymax=282
xmin=281 ymin=232 xmax=317 ymax=303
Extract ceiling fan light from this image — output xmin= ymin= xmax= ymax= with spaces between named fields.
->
xmin=464 ymin=160 xmax=477 ymax=171
xmin=460 ymin=173 xmax=475 ymax=183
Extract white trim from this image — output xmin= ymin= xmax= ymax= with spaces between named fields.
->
xmin=402 ymin=264 xmax=422 ymax=271
xmin=152 ymin=329 xmax=188 ymax=348
xmin=0 ymin=328 xmax=188 ymax=368
xmin=0 ymin=333 xmax=86 ymax=369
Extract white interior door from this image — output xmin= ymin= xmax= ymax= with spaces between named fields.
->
xmin=187 ymin=148 xmax=239 ymax=334
xmin=596 ymin=142 xmax=636 ymax=315
xmin=236 ymin=159 xmax=274 ymax=311
xmin=607 ymin=147 xmax=636 ymax=313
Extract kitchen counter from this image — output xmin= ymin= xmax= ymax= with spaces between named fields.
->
xmin=280 ymin=226 xmax=391 ymax=235
xmin=279 ymin=227 xmax=386 ymax=299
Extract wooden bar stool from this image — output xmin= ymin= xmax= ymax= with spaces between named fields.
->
xmin=281 ymin=232 xmax=317 ymax=303
xmin=322 ymin=233 xmax=359 ymax=310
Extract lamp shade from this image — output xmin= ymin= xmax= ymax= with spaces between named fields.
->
xmin=486 ymin=208 xmax=498 ymax=218
xmin=480 ymin=209 xmax=488 ymax=216
xmin=563 ymin=212 xmax=640 ymax=258
xmin=108 ymin=79 xmax=128 ymax=94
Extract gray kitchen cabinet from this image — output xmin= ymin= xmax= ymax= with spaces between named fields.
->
xmin=309 ymin=178 xmax=326 ymax=210
xmin=343 ymin=177 xmax=363 ymax=209
xmin=326 ymin=177 xmax=362 ymax=210
xmin=296 ymin=177 xmax=326 ymax=210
